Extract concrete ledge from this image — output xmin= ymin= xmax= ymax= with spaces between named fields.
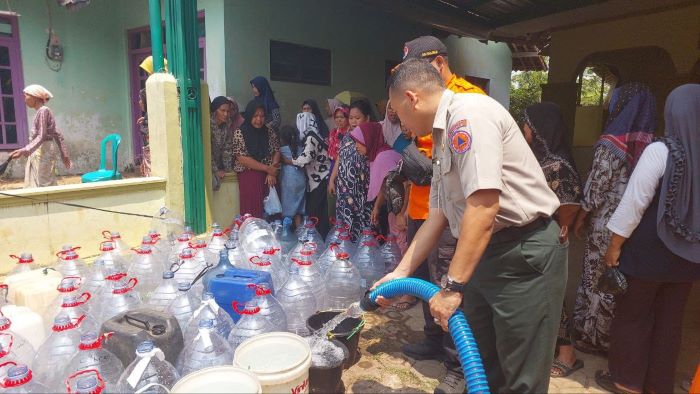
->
xmin=0 ymin=177 xmax=167 ymax=208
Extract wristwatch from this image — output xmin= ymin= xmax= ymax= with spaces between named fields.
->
xmin=440 ymin=275 xmax=466 ymax=294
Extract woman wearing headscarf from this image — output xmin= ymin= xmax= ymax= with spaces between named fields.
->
xmin=353 ymin=122 xmax=402 ymax=239
xmin=231 ymin=100 xmax=281 ymax=218
xmin=326 ymin=98 xmax=343 ymax=131
xmin=301 ymin=99 xmax=329 ymax=139
xmin=572 ymin=82 xmax=656 ymax=354
xmin=210 ymin=96 xmax=235 ymax=191
xmin=227 ymin=96 xmax=245 ymax=130
xmin=330 ymin=99 xmax=374 ymax=241
xmin=291 ymin=112 xmax=331 ymax=237
xmin=250 ymin=76 xmax=281 ymax=133
xmin=523 ymin=102 xmax=584 ymax=377
xmin=594 ymin=84 xmax=700 ymax=394
xmin=9 ymin=85 xmax=71 ymax=188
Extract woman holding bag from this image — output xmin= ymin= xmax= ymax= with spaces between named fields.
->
xmin=232 ymin=100 xmax=281 ymax=218
xmin=595 ymin=84 xmax=700 ymax=394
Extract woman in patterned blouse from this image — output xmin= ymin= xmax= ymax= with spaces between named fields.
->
xmin=232 ymin=100 xmax=281 ymax=218
xmin=210 ymin=96 xmax=235 ymax=191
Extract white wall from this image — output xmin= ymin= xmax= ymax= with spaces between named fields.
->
xmin=444 ymin=36 xmax=512 ymax=107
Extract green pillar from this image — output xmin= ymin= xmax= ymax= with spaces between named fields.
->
xmin=148 ymin=0 xmax=164 ymax=73
xmin=165 ymin=0 xmax=206 ymax=233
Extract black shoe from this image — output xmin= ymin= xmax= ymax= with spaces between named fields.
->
xmin=401 ymin=340 xmax=443 ymax=361
xmin=435 ymin=368 xmax=465 ymax=394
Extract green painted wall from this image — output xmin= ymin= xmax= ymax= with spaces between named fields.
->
xmin=221 ymin=0 xmax=431 ymax=124
xmin=0 ymin=0 xmax=133 ymax=177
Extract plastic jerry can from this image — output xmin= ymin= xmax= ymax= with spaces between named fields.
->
xmin=100 ymin=306 xmax=184 ymax=367
xmin=0 ymin=304 xmax=46 ymax=349
xmin=207 ymin=268 xmax=273 ymax=323
xmin=4 ymin=269 xmax=62 ymax=314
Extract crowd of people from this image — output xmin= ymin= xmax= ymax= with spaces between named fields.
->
xmin=8 ymin=33 xmax=698 ymax=394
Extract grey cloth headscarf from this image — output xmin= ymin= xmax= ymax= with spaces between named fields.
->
xmin=658 ymin=83 xmax=700 ymax=263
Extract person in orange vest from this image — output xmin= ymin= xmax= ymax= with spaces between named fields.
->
xmin=399 ymin=36 xmax=484 ymax=394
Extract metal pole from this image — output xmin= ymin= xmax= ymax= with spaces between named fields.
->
xmin=148 ymin=0 xmax=165 ymax=73
xmin=165 ymin=0 xmax=206 ymax=233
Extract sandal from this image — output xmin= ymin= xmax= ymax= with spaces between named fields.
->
xmin=551 ymin=358 xmax=584 ymax=378
xmin=575 ymin=340 xmax=608 ymax=357
xmin=595 ymin=370 xmax=636 ymax=394
xmin=391 ymin=295 xmax=418 ymax=311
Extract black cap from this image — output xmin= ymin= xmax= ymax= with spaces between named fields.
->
xmin=403 ymin=36 xmax=448 ymax=61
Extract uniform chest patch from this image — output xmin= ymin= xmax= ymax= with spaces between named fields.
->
xmin=450 ymin=130 xmax=472 ymax=154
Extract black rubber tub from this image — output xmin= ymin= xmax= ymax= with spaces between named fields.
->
xmin=306 ymin=310 xmax=364 ymax=368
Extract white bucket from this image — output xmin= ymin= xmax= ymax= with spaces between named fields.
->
xmin=170 ymin=366 xmax=262 ymax=393
xmin=234 ymin=332 xmax=311 ymax=394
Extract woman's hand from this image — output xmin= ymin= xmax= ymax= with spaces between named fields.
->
xmin=395 ymin=213 xmax=407 ymax=232
xmin=371 ymin=206 xmax=381 ymax=226
xmin=265 ymin=174 xmax=277 ymax=187
xmin=9 ymin=149 xmax=24 ymax=159
xmin=604 ymin=244 xmax=621 ymax=267
xmin=62 ymin=157 xmax=73 ymax=169
xmin=574 ymin=211 xmax=588 ymax=240
xmin=328 ymin=180 xmax=336 ymax=196
xmin=266 ymin=165 xmax=279 ymax=176
xmin=137 ymin=116 xmax=145 ymax=125
xmin=216 ymin=170 xmax=226 ymax=179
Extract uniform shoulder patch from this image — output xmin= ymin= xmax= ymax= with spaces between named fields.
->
xmin=450 ymin=130 xmax=472 ymax=154
xmin=448 ymin=119 xmax=468 ymax=135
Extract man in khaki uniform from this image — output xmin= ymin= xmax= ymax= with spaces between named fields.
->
xmin=376 ymin=59 xmax=566 ymax=392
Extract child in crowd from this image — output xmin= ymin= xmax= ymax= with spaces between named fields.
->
xmin=278 ymin=125 xmax=306 ymax=227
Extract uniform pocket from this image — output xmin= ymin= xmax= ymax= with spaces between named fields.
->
xmin=519 ymin=237 xmax=568 ymax=275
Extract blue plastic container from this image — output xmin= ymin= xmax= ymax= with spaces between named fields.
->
xmin=208 ymin=268 xmax=273 ymax=322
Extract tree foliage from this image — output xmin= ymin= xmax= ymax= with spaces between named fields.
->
xmin=509 ymin=70 xmax=548 ymax=125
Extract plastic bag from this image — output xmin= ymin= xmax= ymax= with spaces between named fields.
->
xmin=264 ymin=186 xmax=282 ymax=216
xmin=597 ymin=267 xmax=628 ymax=295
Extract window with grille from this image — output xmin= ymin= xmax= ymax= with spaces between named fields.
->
xmin=0 ymin=15 xmax=27 ymax=150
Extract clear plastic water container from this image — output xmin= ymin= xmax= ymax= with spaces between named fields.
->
xmin=32 ymin=315 xmax=84 ymax=389
xmin=188 ymin=239 xmax=218 ymax=273
xmin=176 ymin=319 xmax=233 ymax=376
xmin=278 ymin=217 xmax=298 ymax=257
xmin=167 ymin=282 xmax=201 ymax=331
xmin=247 ymin=253 xmax=288 ymax=293
xmin=62 ymin=332 xmax=124 ymax=390
xmin=0 ymin=318 xmax=35 ymax=365
xmin=0 ymin=305 xmax=45 ymax=350
xmin=285 ymin=241 xmax=323 ymax=269
xmin=64 ymin=370 xmax=106 ymax=394
xmin=275 ymin=273 xmax=317 ymax=336
xmin=117 ymin=341 xmax=180 ymax=393
xmin=207 ymin=223 xmax=228 ymax=254
xmin=324 ymin=252 xmax=363 ymax=310
xmin=168 ymin=233 xmax=195 ymax=266
xmin=171 ymin=248 xmax=205 ymax=294
xmin=128 ymin=244 xmax=166 ymax=301
xmin=7 ymin=253 xmax=37 ymax=276
xmin=227 ymin=304 xmax=276 ymax=351
xmin=54 ymin=246 xmax=89 ymax=279
xmin=355 ymin=240 xmax=385 ymax=292
xmin=43 ymin=277 xmax=86 ymax=325
xmin=152 ymin=206 xmax=185 ymax=245
xmin=239 ymin=218 xmax=281 ymax=258
xmin=45 ymin=294 xmax=100 ymax=335
xmin=0 ymin=363 xmax=48 ymax=393
xmin=97 ymin=242 xmax=128 ymax=273
xmin=82 ymin=259 xmax=107 ymax=297
xmin=102 ymin=230 xmax=131 ymax=256
xmin=248 ymin=284 xmax=287 ymax=332
xmin=94 ymin=278 xmax=142 ymax=323
xmin=381 ymin=234 xmax=403 ymax=274
xmin=184 ymin=292 xmax=235 ymax=342
xmin=145 ymin=230 xmax=172 ymax=261
xmin=147 ymin=271 xmax=179 ymax=312
xmin=289 ymin=257 xmax=326 ymax=311
xmin=317 ymin=244 xmax=341 ymax=275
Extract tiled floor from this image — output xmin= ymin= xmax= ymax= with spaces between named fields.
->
xmin=342 ymin=304 xmax=692 ymax=393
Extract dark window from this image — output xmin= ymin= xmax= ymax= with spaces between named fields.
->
xmin=464 ymin=75 xmax=490 ymax=95
xmin=270 ymin=40 xmax=331 ymax=86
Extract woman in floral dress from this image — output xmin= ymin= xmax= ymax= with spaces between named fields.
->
xmin=572 ymin=82 xmax=656 ymax=353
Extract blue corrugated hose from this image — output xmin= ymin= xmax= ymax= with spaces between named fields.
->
xmin=360 ymin=278 xmax=490 ymax=394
